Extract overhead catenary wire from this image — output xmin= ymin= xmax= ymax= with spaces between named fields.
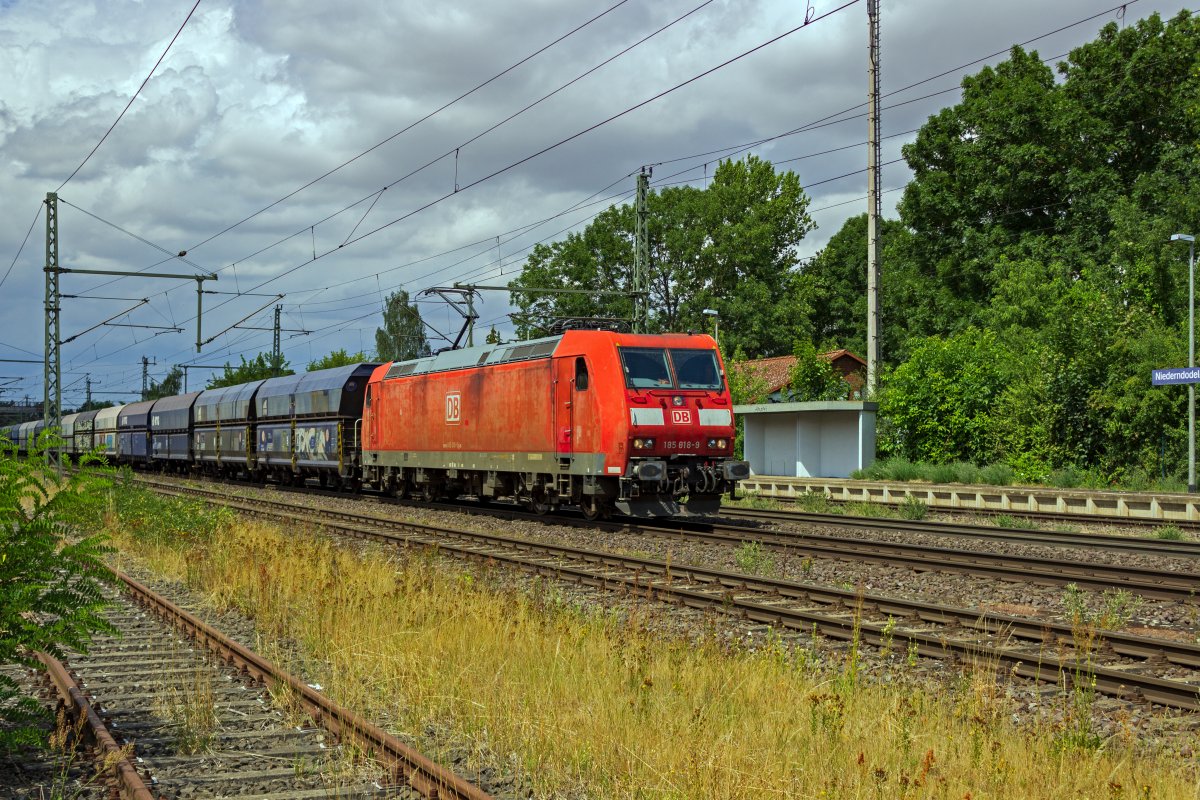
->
xmin=69 ymin=0 xmax=1115 ymax=349
xmin=57 ymin=0 xmax=202 ymax=192
xmin=38 ymin=1 xmax=1144 ymax=376
xmin=183 ymin=0 xmax=636 ymax=256
xmin=94 ymin=0 xmax=862 ymax=364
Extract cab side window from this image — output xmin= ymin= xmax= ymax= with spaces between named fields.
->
xmin=575 ymin=357 xmax=589 ymax=391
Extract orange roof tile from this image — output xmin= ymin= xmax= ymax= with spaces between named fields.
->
xmin=735 ymin=350 xmax=866 ymax=393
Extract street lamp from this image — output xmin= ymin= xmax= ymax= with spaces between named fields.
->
xmin=1171 ymin=233 xmax=1196 ymax=492
xmin=702 ymin=309 xmax=719 ymax=342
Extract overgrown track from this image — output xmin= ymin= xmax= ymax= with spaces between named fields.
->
xmin=33 ymin=568 xmax=494 ymax=800
xmin=146 ymin=480 xmax=1200 ymax=713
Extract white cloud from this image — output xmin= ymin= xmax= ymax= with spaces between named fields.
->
xmin=0 ymin=0 xmax=1189 ymax=401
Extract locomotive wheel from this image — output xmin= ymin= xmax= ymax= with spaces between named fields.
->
xmin=528 ymin=491 xmax=550 ymax=515
xmin=581 ymin=496 xmax=606 ymax=521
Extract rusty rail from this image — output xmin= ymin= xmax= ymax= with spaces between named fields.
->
xmin=113 ymin=569 xmax=494 ymax=800
xmin=36 ymin=651 xmax=158 ymax=800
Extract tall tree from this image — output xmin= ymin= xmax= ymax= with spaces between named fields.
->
xmin=375 ymin=290 xmax=430 ymax=362
xmin=146 ymin=366 xmax=183 ymax=400
xmin=508 ymin=156 xmax=814 ymax=358
xmin=307 ymin=349 xmax=370 ymax=372
xmin=207 ymin=353 xmax=292 ymax=389
xmin=797 ymin=213 xmax=907 ymax=358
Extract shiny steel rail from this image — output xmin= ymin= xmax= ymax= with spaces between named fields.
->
xmin=722 ymin=506 xmax=1200 ymax=557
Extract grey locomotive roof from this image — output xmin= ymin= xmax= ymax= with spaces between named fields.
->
xmin=383 ymin=335 xmax=564 ymax=380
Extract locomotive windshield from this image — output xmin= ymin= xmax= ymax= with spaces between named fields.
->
xmin=620 ymin=347 xmax=722 ymax=390
xmin=669 ymin=349 xmax=722 ymax=389
xmin=620 ymin=348 xmax=673 ymax=388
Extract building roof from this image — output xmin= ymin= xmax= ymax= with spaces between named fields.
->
xmin=735 ymin=350 xmax=866 ymax=394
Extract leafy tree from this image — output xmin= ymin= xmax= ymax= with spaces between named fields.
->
xmin=307 ymin=349 xmax=370 ymax=371
xmin=797 ymin=213 xmax=908 ymax=357
xmin=785 ymin=341 xmax=848 ymax=402
xmin=877 ymin=10 xmax=1200 ymax=481
xmin=207 ymin=353 xmax=292 ymax=389
xmin=375 ymin=290 xmax=430 ymax=362
xmin=509 ymin=155 xmax=815 ymax=358
xmin=146 ymin=365 xmax=183 ymax=400
xmin=0 ymin=435 xmax=116 ymax=747
xmin=877 ymin=329 xmax=1020 ymax=465
xmin=485 ymin=326 xmax=502 ymax=345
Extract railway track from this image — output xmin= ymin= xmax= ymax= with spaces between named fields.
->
xmin=136 ymin=475 xmax=1200 ymax=601
xmin=723 ymin=506 xmax=1200 ymax=557
xmin=143 ymin=479 xmax=1200 ymax=713
xmin=25 ymin=568 xmax=494 ymax=800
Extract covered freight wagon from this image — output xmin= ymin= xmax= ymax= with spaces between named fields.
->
xmin=255 ymin=363 xmax=376 ymax=487
xmin=117 ymin=400 xmax=156 ymax=465
xmin=151 ymin=392 xmax=200 ymax=468
xmin=94 ymin=406 xmax=122 ymax=460
xmin=193 ymin=380 xmax=264 ymax=476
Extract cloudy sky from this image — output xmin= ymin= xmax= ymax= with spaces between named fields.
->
xmin=0 ymin=0 xmax=1190 ymax=406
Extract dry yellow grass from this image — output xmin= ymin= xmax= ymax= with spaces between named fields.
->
xmin=109 ymin=516 xmax=1200 ymax=799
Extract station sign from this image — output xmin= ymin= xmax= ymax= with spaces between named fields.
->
xmin=1151 ymin=368 xmax=1200 ymax=385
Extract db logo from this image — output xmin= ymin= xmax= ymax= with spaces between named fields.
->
xmin=445 ymin=392 xmax=462 ymax=424
xmin=671 ymin=408 xmax=691 ymax=424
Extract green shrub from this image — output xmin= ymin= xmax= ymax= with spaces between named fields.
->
xmin=898 ymin=496 xmax=928 ymax=520
xmin=1047 ymin=467 xmax=1083 ymax=489
xmin=733 ymin=541 xmax=776 ymax=575
xmin=1154 ymin=525 xmax=1185 ymax=541
xmin=0 ymin=434 xmax=118 ymax=749
xmin=795 ymin=491 xmax=832 ymax=513
xmin=994 ymin=514 xmax=1038 ymax=530
xmin=978 ymin=463 xmax=1014 ymax=486
xmin=929 ymin=463 xmax=959 ymax=484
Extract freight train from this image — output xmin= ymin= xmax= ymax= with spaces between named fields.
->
xmin=1 ymin=329 xmax=750 ymax=517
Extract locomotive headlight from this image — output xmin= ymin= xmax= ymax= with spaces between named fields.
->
xmin=633 ymin=438 xmax=655 ymax=450
xmin=707 ymin=438 xmax=728 ymax=449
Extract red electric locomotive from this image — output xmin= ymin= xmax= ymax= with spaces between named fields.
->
xmin=362 ymin=329 xmax=749 ymax=517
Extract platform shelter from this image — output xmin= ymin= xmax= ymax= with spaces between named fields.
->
xmin=733 ymin=400 xmax=877 ymax=479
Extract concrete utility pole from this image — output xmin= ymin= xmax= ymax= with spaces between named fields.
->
xmin=634 ymin=168 xmax=651 ymax=334
xmin=866 ymin=0 xmax=882 ymax=397
xmin=85 ymin=375 xmax=92 ymax=409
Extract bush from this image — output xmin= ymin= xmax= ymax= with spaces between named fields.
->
xmin=929 ymin=463 xmax=959 ymax=484
xmin=0 ymin=434 xmax=117 ymax=748
xmin=978 ymin=463 xmax=1014 ymax=486
xmin=898 ymin=496 xmax=928 ymax=520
